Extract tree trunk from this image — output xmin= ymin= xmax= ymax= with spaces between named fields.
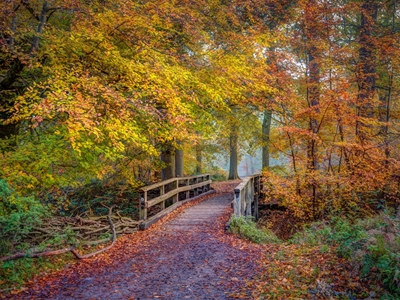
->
xmin=356 ymin=0 xmax=378 ymax=140
xmin=307 ymin=48 xmax=320 ymax=172
xmin=262 ymin=110 xmax=272 ymax=169
xmin=0 ymin=2 xmax=49 ymax=141
xmin=305 ymin=0 xmax=321 ymax=220
xmin=175 ymin=141 xmax=184 ymax=177
xmin=0 ymin=58 xmax=24 ymax=140
xmin=195 ymin=143 xmax=202 ymax=174
xmin=228 ymin=123 xmax=239 ymax=180
xmin=161 ymin=146 xmax=175 ymax=180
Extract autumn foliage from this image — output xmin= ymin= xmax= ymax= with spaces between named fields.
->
xmin=0 ymin=0 xmax=399 ymax=296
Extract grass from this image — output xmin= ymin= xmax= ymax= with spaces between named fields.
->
xmin=228 ymin=215 xmax=281 ymax=244
xmin=0 ymin=253 xmax=76 ymax=293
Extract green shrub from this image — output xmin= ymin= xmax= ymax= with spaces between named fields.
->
xmin=210 ymin=169 xmax=227 ymax=182
xmin=0 ymin=179 xmax=48 ymax=255
xmin=288 ymin=215 xmax=400 ymax=296
xmin=228 ymin=215 xmax=280 ymax=244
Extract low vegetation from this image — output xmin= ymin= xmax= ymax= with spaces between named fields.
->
xmin=289 ymin=214 xmax=400 ymax=296
xmin=228 ymin=215 xmax=281 ymax=244
xmin=234 ymin=210 xmax=400 ymax=299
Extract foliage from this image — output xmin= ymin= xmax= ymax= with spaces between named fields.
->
xmin=0 ymin=180 xmax=48 ymax=256
xmin=0 ymin=0 xmax=399 ymax=296
xmin=228 ymin=215 xmax=280 ymax=244
xmin=0 ymin=254 xmax=75 ymax=291
xmin=210 ymin=168 xmax=228 ymax=182
xmin=289 ymin=215 xmax=400 ymax=295
xmin=48 ymin=179 xmax=140 ymax=218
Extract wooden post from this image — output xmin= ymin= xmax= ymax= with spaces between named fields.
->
xmin=234 ymin=189 xmax=240 ymax=216
xmin=186 ymin=179 xmax=190 ymax=199
xmin=143 ymin=191 xmax=148 ymax=221
xmin=245 ymin=179 xmax=253 ymax=216
xmin=253 ymin=176 xmax=260 ymax=220
xmin=160 ymin=184 xmax=165 ymax=210
xmin=194 ymin=177 xmax=198 ymax=196
xmin=173 ymin=180 xmax=178 ymax=204
xmin=138 ymin=191 xmax=143 ymax=221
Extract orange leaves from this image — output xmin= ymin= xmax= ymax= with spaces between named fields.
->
xmin=246 ymin=243 xmax=370 ymax=299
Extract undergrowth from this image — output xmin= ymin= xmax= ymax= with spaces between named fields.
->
xmin=289 ymin=214 xmax=400 ymax=296
xmin=0 ymin=253 xmax=76 ymax=293
xmin=228 ymin=215 xmax=281 ymax=244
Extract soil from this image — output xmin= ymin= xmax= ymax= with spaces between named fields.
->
xmin=10 ymin=181 xmax=263 ymax=300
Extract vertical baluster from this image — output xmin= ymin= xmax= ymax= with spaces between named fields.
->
xmin=160 ymin=184 xmax=165 ymax=210
xmin=173 ymin=179 xmax=178 ymax=204
xmin=234 ymin=189 xmax=240 ymax=216
xmin=186 ymin=179 xmax=190 ymax=199
xmin=143 ymin=191 xmax=148 ymax=221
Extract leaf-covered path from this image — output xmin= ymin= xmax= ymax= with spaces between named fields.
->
xmin=14 ymin=182 xmax=263 ymax=299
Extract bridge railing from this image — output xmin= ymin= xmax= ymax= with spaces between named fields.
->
xmin=233 ymin=174 xmax=262 ymax=219
xmin=139 ymin=174 xmax=212 ymax=229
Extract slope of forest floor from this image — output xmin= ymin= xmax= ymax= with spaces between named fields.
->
xmin=2 ymin=181 xmax=395 ymax=299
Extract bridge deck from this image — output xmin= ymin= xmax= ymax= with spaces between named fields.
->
xmin=164 ymin=193 xmax=231 ymax=230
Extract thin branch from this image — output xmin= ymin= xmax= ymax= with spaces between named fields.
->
xmin=70 ymin=205 xmax=117 ymax=259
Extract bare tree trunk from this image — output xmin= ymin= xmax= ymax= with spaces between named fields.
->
xmin=307 ymin=49 xmax=320 ymax=172
xmin=161 ymin=145 xmax=175 ymax=180
xmin=195 ymin=143 xmax=202 ymax=174
xmin=228 ymin=123 xmax=239 ymax=180
xmin=262 ymin=110 xmax=272 ymax=169
xmin=0 ymin=2 xmax=49 ymax=141
xmin=356 ymin=0 xmax=378 ymax=141
xmin=305 ymin=0 xmax=321 ymax=220
xmin=175 ymin=141 xmax=184 ymax=177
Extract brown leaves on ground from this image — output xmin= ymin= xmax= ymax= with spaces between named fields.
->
xmin=246 ymin=243 xmax=381 ymax=299
xmin=211 ymin=180 xmax=241 ymax=194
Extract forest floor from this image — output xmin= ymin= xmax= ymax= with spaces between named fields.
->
xmin=4 ymin=181 xmax=381 ymax=299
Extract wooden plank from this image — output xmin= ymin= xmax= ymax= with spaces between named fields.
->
xmin=233 ymin=174 xmax=262 ymax=217
xmin=140 ymin=174 xmax=210 ymax=192
xmin=146 ymin=180 xmax=212 ymax=208
xmin=146 ymin=189 xmax=180 ymax=208
xmin=139 ymin=190 xmax=215 ymax=230
xmin=140 ymin=178 xmax=177 ymax=192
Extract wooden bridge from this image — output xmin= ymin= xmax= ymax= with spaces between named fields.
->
xmin=138 ymin=173 xmax=263 ymax=230
xmin=19 ymin=175 xmax=265 ymax=299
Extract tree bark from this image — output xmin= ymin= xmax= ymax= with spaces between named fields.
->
xmin=175 ymin=141 xmax=184 ymax=177
xmin=228 ymin=123 xmax=240 ymax=180
xmin=306 ymin=49 xmax=320 ymax=171
xmin=161 ymin=145 xmax=175 ymax=180
xmin=305 ymin=0 xmax=321 ymax=220
xmin=195 ymin=143 xmax=202 ymax=174
xmin=262 ymin=110 xmax=272 ymax=169
xmin=0 ymin=2 xmax=49 ymax=140
xmin=356 ymin=0 xmax=378 ymax=140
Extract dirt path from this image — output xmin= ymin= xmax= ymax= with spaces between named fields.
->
xmin=14 ymin=184 xmax=263 ymax=300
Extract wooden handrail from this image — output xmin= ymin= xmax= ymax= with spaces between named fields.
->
xmin=233 ymin=174 xmax=262 ymax=219
xmin=138 ymin=174 xmax=212 ymax=230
